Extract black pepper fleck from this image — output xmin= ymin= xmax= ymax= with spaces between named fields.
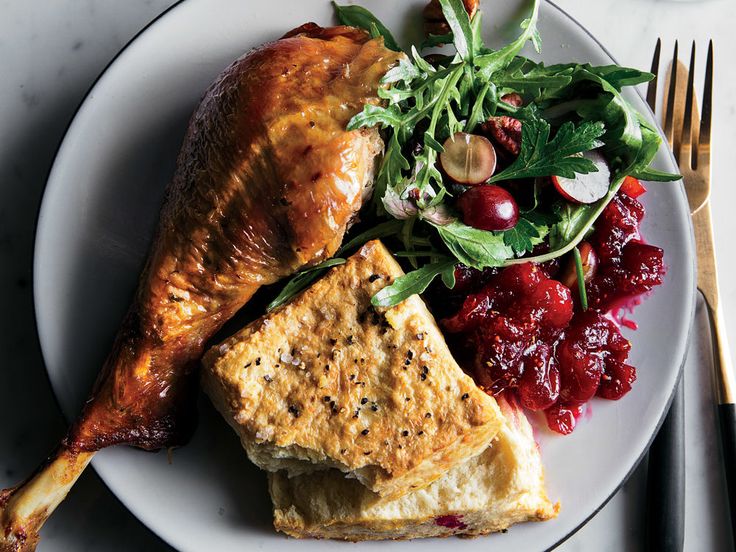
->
xmin=401 ymin=430 xmax=409 ymax=437
xmin=368 ymin=274 xmax=380 ymax=282
xmin=425 ymin=412 xmax=432 ymax=418
xmin=263 ymin=375 xmax=273 ymax=383
xmin=255 ymin=358 xmax=261 ymax=366
xmin=361 ymin=429 xmax=370 ymax=436
xmin=461 ymin=393 xmax=469 ymax=400
xmin=371 ymin=404 xmax=379 ymax=412
xmin=329 ymin=338 xmax=337 ymax=346
xmin=363 ymin=451 xmax=372 ymax=455
xmin=361 ymin=398 xmax=368 ymax=405
xmin=288 ymin=405 xmax=300 ymax=418
xmin=323 ymin=396 xmax=331 ymax=402
xmin=420 ymin=373 xmax=427 ymax=381
xmin=346 ymin=335 xmax=354 ymax=345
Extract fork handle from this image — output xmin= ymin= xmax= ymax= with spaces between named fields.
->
xmin=718 ymin=402 xmax=736 ymax=546
xmin=646 ymin=375 xmax=685 ymax=552
xmin=703 ymin=297 xmax=736 ymax=546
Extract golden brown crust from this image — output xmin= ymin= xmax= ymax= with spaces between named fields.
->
xmin=268 ymin=397 xmax=558 ymax=541
xmin=202 ymin=241 xmax=502 ymax=499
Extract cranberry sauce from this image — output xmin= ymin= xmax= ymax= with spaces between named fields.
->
xmin=441 ymin=183 xmax=664 ymax=434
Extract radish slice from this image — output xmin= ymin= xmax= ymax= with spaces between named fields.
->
xmin=552 ymin=150 xmax=610 ymax=204
xmin=440 ymin=132 xmax=497 ymax=185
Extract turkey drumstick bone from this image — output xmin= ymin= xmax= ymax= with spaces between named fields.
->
xmin=0 ymin=24 xmax=400 ymax=551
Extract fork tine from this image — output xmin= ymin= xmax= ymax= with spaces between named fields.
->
xmin=663 ymin=41 xmax=679 ymax=145
xmin=679 ymin=42 xmax=698 ymax=171
xmin=697 ymin=40 xmax=713 ymax=171
xmin=646 ymin=38 xmax=661 ymax=111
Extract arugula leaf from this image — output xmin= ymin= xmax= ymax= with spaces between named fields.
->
xmin=381 ymin=56 xmax=421 ymax=85
xmin=493 ymin=59 xmax=574 ymax=98
xmin=475 ymin=0 xmax=541 ymax=80
xmin=489 ymin=108 xmax=606 ymax=182
xmin=549 ymin=202 xmax=596 ymax=250
xmin=433 ymin=221 xmax=513 ymax=269
xmin=331 ymin=2 xmax=401 ymax=52
xmin=626 ymin=115 xmax=680 ymax=181
xmin=584 ymin=65 xmax=654 ymax=90
xmin=371 ymin=258 xmax=456 ymax=307
xmin=267 ymin=258 xmax=346 ymax=311
xmin=347 ymin=104 xmax=403 ymax=131
xmin=438 ymin=0 xmax=476 ymax=60
xmin=465 ymin=81 xmax=492 ymax=132
xmin=632 ymin=166 xmax=682 ymax=182
xmin=502 ymin=217 xmax=548 ymax=255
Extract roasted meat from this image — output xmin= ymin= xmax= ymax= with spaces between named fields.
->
xmin=0 ymin=23 xmax=401 ymax=551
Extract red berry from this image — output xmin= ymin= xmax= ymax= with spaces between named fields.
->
xmin=523 ymin=279 xmax=574 ymax=329
xmin=558 ymin=341 xmax=604 ymax=403
xmin=518 ymin=343 xmax=560 ymax=410
xmin=597 ymin=360 xmax=637 ymax=400
xmin=457 ymin=185 xmax=519 ymax=231
xmin=495 ymin=262 xmax=543 ymax=296
xmin=621 ymin=242 xmax=665 ymax=292
xmin=474 ymin=315 xmax=534 ymax=394
xmin=545 ymin=402 xmax=584 ymax=435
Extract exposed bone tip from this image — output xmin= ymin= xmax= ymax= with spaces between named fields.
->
xmin=1 ymin=447 xmax=93 ymax=552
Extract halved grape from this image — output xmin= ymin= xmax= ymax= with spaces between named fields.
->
xmin=440 ymin=132 xmax=497 ymax=185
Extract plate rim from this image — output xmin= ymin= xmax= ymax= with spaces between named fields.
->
xmin=31 ymin=1 xmax=697 ymax=550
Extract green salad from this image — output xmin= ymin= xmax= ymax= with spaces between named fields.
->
xmin=268 ymin=0 xmax=679 ymax=311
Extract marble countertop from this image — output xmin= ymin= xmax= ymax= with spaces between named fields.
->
xmin=1 ymin=1 xmax=734 ymax=550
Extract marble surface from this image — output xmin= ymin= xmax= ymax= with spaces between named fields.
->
xmin=0 ymin=0 xmax=734 ymax=550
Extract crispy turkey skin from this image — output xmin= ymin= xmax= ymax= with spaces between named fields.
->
xmin=1 ymin=22 xmax=402 ymax=552
xmin=67 ymin=24 xmax=401 ymax=451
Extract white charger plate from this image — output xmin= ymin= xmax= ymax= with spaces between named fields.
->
xmin=34 ymin=1 xmax=695 ymax=550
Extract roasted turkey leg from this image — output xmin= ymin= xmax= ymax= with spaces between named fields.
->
xmin=0 ymin=24 xmax=401 ymax=551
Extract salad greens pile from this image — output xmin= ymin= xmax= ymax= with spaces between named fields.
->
xmin=268 ymin=0 xmax=678 ymax=311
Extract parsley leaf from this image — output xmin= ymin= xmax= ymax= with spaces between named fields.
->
xmin=502 ymin=217 xmax=549 ymax=255
xmin=490 ymin=108 xmax=606 ymax=182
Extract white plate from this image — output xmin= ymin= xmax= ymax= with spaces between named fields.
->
xmin=34 ymin=1 xmax=695 ymax=550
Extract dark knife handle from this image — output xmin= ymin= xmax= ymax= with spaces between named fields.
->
xmin=646 ymin=378 xmax=685 ymax=552
xmin=718 ymin=402 xmax=736 ymax=546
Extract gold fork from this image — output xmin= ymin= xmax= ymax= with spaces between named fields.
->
xmin=648 ymin=39 xmax=736 ymax=546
